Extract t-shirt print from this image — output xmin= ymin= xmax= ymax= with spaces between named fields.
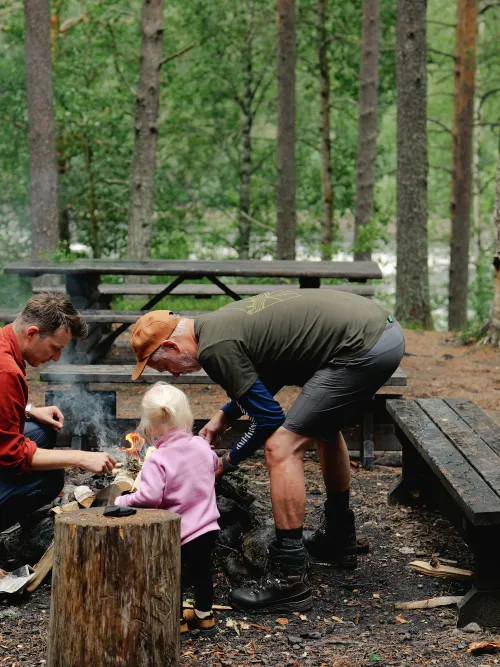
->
xmin=228 ymin=291 xmax=301 ymax=315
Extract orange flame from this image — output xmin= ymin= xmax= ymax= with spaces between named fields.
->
xmin=122 ymin=432 xmax=146 ymax=462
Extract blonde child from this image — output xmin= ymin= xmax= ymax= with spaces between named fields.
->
xmin=115 ymin=382 xmax=220 ymax=637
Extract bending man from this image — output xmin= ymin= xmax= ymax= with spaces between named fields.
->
xmin=130 ymin=290 xmax=405 ymax=613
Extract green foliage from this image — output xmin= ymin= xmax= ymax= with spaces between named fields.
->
xmin=1 ymin=0 xmax=500 ymax=325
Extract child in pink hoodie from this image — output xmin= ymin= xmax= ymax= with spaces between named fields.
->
xmin=115 ymin=382 xmax=220 ymax=637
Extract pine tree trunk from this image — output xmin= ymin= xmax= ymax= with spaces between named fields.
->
xmin=353 ymin=0 xmax=380 ymax=262
xmin=276 ymin=0 xmax=296 ymax=260
xmin=317 ymin=0 xmax=334 ymax=261
xmin=448 ymin=0 xmax=478 ymax=330
xmin=395 ymin=0 xmax=432 ymax=328
xmin=127 ymin=0 xmax=164 ymax=263
xmin=486 ymin=147 xmax=500 ymax=346
xmin=23 ymin=0 xmax=59 ymax=262
xmin=238 ymin=7 xmax=254 ymax=260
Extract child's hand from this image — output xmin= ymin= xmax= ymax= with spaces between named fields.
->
xmin=215 ymin=457 xmax=224 ymax=480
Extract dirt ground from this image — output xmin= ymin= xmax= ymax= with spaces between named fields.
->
xmin=3 ymin=329 xmax=500 ymax=666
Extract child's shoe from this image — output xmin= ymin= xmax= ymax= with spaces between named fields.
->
xmin=182 ymin=608 xmax=217 ymax=637
xmin=180 ymin=617 xmax=189 ymax=639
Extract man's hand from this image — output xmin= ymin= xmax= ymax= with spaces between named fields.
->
xmin=77 ymin=451 xmax=117 ymax=475
xmin=29 ymin=405 xmax=64 ymax=431
xmin=199 ymin=410 xmax=228 ymax=448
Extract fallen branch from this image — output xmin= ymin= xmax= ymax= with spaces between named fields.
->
xmin=395 ymin=596 xmax=462 ymax=610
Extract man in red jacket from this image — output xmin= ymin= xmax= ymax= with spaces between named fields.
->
xmin=0 ymin=294 xmax=116 ymax=532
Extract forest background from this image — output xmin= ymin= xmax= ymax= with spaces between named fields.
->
xmin=1 ymin=0 xmax=499 ymax=333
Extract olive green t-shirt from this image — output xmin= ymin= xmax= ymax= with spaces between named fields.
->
xmin=194 ymin=290 xmax=388 ymax=399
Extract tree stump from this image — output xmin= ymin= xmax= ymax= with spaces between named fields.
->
xmin=47 ymin=508 xmax=181 ymax=667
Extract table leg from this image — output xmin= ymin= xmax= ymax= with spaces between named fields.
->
xmin=299 ymin=277 xmax=321 ymax=289
xmin=63 ymin=274 xmax=104 ymax=363
xmin=361 ymin=398 xmax=374 ymax=470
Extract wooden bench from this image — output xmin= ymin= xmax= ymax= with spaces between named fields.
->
xmin=32 ymin=282 xmax=375 ymax=300
xmin=387 ymin=398 xmax=500 ymax=628
xmin=0 ymin=309 xmax=205 ymax=325
xmin=41 ymin=365 xmax=407 ymax=468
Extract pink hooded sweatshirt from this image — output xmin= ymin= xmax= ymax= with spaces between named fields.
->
xmin=115 ymin=429 xmax=220 ymax=545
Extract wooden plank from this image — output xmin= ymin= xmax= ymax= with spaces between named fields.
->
xmin=387 ymin=399 xmax=500 ymax=525
xmin=417 ymin=398 xmax=500 ymax=499
xmin=41 ymin=364 xmax=406 ymax=387
xmin=445 ymin=398 xmax=500 ymax=458
xmin=33 ymin=283 xmax=376 ymax=297
xmin=0 ymin=309 xmax=205 ymax=324
xmin=4 ymin=258 xmax=383 ymax=280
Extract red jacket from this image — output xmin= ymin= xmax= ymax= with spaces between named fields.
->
xmin=0 ymin=324 xmax=37 ymax=474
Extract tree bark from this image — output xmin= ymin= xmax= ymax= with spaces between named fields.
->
xmin=238 ymin=4 xmax=254 ymax=260
xmin=486 ymin=146 xmax=500 ymax=346
xmin=395 ymin=0 xmax=432 ymax=328
xmin=317 ymin=0 xmax=334 ymax=261
xmin=23 ymin=0 xmax=59 ymax=262
xmin=127 ymin=0 xmax=164 ymax=264
xmin=353 ymin=0 xmax=380 ymax=262
xmin=448 ymin=0 xmax=478 ymax=330
xmin=276 ymin=0 xmax=296 ymax=260
xmin=47 ymin=508 xmax=181 ymax=667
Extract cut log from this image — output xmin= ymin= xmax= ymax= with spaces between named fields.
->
xmin=58 ymin=501 xmax=80 ymax=513
xmin=47 ymin=507 xmax=181 ymax=667
xmin=26 ymin=543 xmax=54 ymax=592
xmin=74 ymin=485 xmax=95 ymax=508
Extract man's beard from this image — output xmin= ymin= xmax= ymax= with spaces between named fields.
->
xmin=176 ymin=352 xmax=201 ymax=373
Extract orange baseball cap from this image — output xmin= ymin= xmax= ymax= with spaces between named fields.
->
xmin=130 ymin=310 xmax=182 ymax=381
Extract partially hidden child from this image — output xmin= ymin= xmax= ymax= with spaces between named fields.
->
xmin=115 ymin=382 xmax=220 ymax=637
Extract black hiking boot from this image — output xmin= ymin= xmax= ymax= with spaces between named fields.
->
xmin=230 ymin=538 xmax=313 ymax=614
xmin=304 ymin=506 xmax=359 ymax=569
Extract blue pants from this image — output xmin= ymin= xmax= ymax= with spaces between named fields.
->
xmin=0 ymin=421 xmax=64 ymax=532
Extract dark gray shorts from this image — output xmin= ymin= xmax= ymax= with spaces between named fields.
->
xmin=283 ymin=319 xmax=405 ymax=443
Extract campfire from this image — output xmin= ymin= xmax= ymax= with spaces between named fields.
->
xmin=121 ymin=431 xmax=147 ymax=462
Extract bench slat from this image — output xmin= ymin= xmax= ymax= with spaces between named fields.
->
xmin=40 ymin=364 xmax=406 ymax=387
xmin=32 ymin=283 xmax=376 ymax=297
xmin=417 ymin=398 xmax=500 ymax=499
xmin=445 ymin=398 xmax=500 ymax=458
xmin=387 ymin=399 xmax=500 ymax=525
xmin=41 ymin=366 xmax=213 ymax=384
xmin=0 ymin=309 xmax=206 ymax=324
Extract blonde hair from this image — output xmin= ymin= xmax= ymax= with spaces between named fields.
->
xmin=138 ymin=382 xmax=194 ymax=440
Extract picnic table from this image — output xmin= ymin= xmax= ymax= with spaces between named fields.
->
xmin=4 ymin=258 xmax=383 ymax=362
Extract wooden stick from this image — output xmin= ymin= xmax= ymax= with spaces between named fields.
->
xmin=409 ymin=560 xmax=472 ymax=580
xmin=395 ymin=596 xmax=462 ymax=610
xmin=26 ymin=544 xmax=54 ymax=592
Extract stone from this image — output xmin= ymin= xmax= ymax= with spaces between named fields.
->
xmin=0 ymin=608 xmax=20 ymax=620
xmin=462 ymin=622 xmax=482 ymax=634
xmin=241 ymin=526 xmax=275 ymax=574
xmin=375 ymin=452 xmax=402 ymax=467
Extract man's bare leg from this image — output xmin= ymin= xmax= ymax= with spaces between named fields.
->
xmin=264 ymin=426 xmax=314 ymax=529
xmin=230 ymin=427 xmax=314 ymax=612
xmin=316 ymin=431 xmax=350 ymax=493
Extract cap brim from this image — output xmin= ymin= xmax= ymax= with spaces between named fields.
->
xmin=132 ymin=357 xmax=149 ymax=381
